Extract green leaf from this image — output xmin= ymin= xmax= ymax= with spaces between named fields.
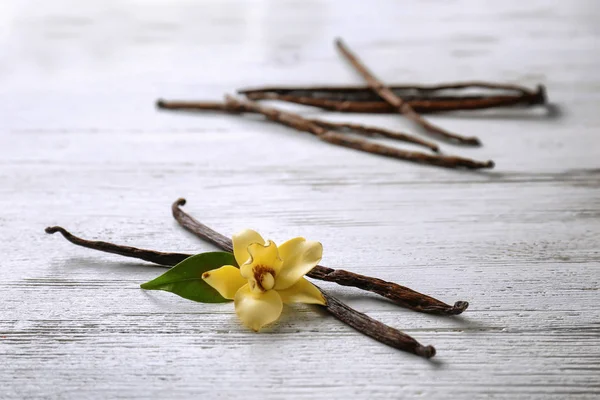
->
xmin=140 ymin=252 xmax=237 ymax=303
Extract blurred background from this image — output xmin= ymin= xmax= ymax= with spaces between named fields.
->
xmin=1 ymin=0 xmax=598 ymax=131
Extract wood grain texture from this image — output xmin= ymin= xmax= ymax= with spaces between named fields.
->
xmin=1 ymin=0 xmax=599 ymax=399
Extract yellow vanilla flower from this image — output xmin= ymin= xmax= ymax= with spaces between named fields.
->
xmin=202 ymin=229 xmax=326 ymax=331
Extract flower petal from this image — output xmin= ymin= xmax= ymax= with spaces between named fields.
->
xmin=241 ymin=241 xmax=283 ymax=280
xmin=274 ymin=237 xmax=322 ymax=290
xmin=232 ymin=229 xmax=265 ymax=267
xmin=277 ymin=277 xmax=326 ymax=305
xmin=201 ymin=265 xmax=247 ymax=300
xmin=234 ymin=284 xmax=283 ymax=332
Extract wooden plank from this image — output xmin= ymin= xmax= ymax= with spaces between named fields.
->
xmin=1 ymin=0 xmax=599 ymax=398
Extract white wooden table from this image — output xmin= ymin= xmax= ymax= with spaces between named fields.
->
xmin=1 ymin=1 xmax=599 ymax=398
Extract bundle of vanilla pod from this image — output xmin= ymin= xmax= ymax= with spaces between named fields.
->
xmin=157 ymin=38 xmax=549 ymax=170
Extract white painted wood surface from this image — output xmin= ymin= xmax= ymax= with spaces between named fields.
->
xmin=1 ymin=0 xmax=599 ymax=398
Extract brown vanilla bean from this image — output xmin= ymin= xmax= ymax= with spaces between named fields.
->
xmin=322 ymin=292 xmax=435 ymax=358
xmin=45 ymin=225 xmax=436 ymax=357
xmin=223 ymin=96 xmax=492 ymax=169
xmin=172 ymin=94 xmax=440 ymax=152
xmin=44 ymin=226 xmax=190 ymax=265
xmin=306 ymin=118 xmax=439 ymax=152
xmin=243 ymin=88 xmax=547 ymax=114
xmin=222 ymin=95 xmax=322 ymax=135
xmin=155 ymin=100 xmax=240 ymax=112
xmin=157 ymin=96 xmax=493 ymax=169
xmin=319 ymin=131 xmax=493 ymax=169
xmin=310 ymin=265 xmax=468 ymax=315
xmin=169 ymin=200 xmax=234 ymax=253
xmin=164 ymin=94 xmax=440 ymax=152
xmin=239 ymin=82 xmax=539 ymax=99
xmin=227 ymin=96 xmax=493 ymax=169
xmin=335 ymin=38 xmax=481 ymax=146
xmin=172 ymin=198 xmax=468 ymax=315
xmin=45 ymin=219 xmax=467 ymax=316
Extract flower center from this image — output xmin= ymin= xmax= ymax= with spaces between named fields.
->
xmin=252 ymin=265 xmax=276 ymax=292
xmin=260 ymin=273 xmax=275 ymax=291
